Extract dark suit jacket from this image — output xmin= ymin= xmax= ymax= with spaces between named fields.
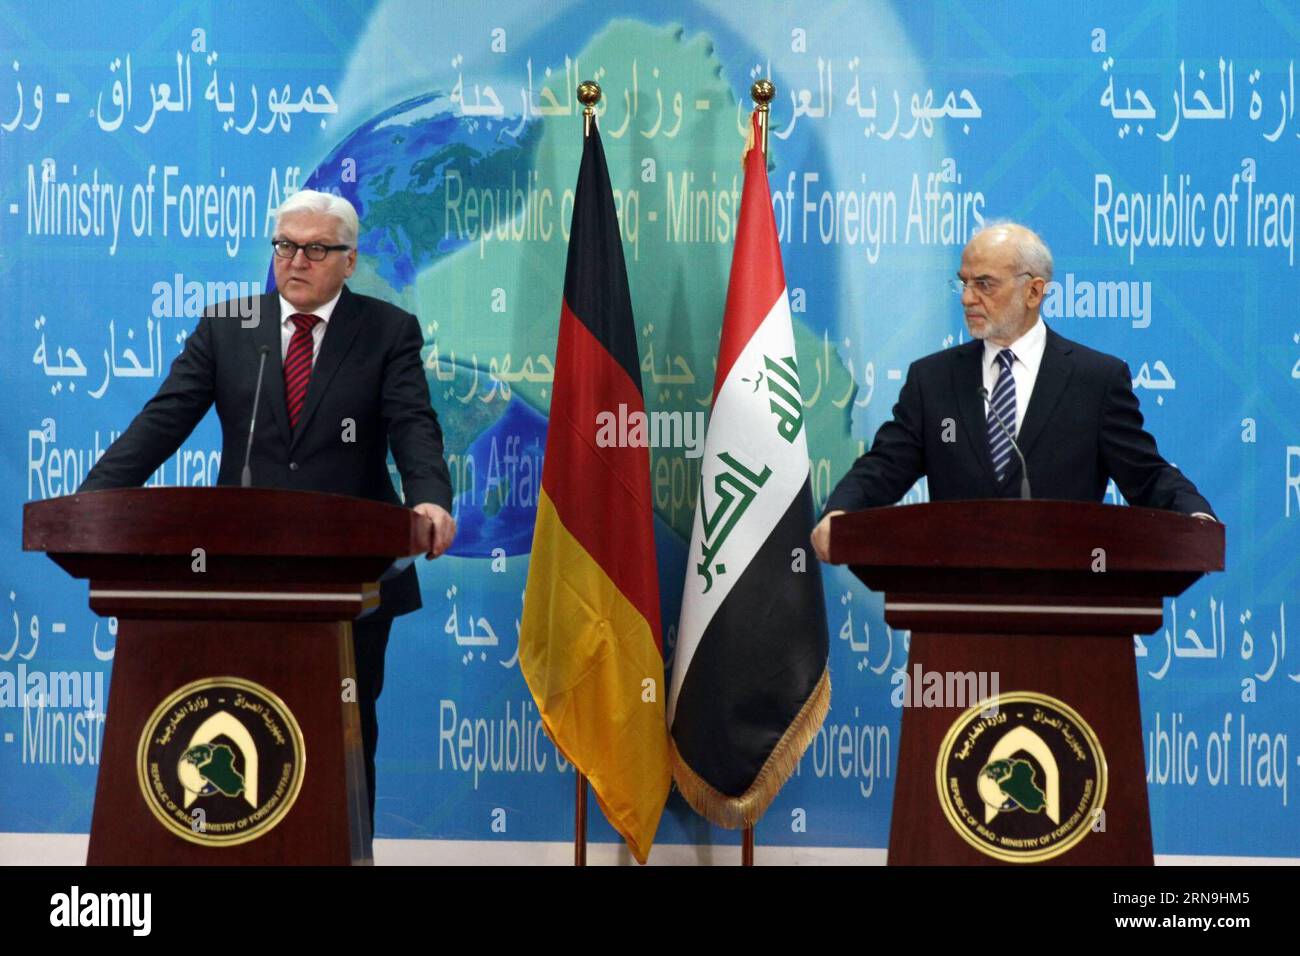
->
xmin=79 ymin=285 xmax=454 ymax=618
xmin=824 ymin=326 xmax=1214 ymax=517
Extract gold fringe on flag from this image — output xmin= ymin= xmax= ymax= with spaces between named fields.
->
xmin=669 ymin=668 xmax=830 ymax=829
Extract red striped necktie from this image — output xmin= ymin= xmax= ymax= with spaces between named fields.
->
xmin=284 ymin=313 xmax=321 ymax=429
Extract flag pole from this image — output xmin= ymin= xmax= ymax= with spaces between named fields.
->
xmin=735 ymin=78 xmax=776 ymax=869
xmin=575 ymin=772 xmax=588 ymax=866
xmin=570 ymin=78 xmax=602 ymax=868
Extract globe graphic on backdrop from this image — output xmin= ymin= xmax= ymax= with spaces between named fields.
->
xmin=307 ymin=92 xmax=542 ymax=298
xmin=277 ymin=9 xmax=939 ymax=568
xmin=288 ymin=92 xmax=549 ymax=559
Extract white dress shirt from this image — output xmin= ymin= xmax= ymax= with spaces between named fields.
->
xmin=278 ymin=290 xmax=342 ymax=366
xmin=981 ymin=316 xmax=1047 ymax=436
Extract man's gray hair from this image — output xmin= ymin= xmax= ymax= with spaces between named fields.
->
xmin=275 ymin=189 xmax=360 ymax=246
xmin=981 ymin=219 xmax=1054 ymax=283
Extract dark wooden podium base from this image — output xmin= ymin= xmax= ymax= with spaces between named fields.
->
xmin=88 ymin=620 xmax=370 ymax=865
xmin=831 ymin=500 xmax=1223 ymax=866
xmin=23 ymin=488 xmax=432 ymax=867
xmin=887 ymin=631 xmax=1153 ymax=866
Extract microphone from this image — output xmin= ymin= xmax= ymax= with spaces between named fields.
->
xmin=978 ymin=386 xmax=1032 ymax=500
xmin=241 ymin=345 xmax=272 ymax=488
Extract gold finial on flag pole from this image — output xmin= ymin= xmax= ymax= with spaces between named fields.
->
xmin=751 ymin=79 xmax=775 ymax=156
xmin=578 ymin=81 xmax=601 ymax=138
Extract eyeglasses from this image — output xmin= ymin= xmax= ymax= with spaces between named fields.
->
xmin=271 ymin=239 xmax=352 ymax=262
xmin=948 ymin=272 xmax=1033 ymax=296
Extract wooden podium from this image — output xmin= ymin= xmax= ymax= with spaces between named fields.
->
xmin=830 ymin=500 xmax=1223 ymax=866
xmin=23 ymin=488 xmax=432 ymax=866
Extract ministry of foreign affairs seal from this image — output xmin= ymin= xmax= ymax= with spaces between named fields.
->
xmin=936 ymin=692 xmax=1106 ymax=863
xmin=137 ymin=677 xmax=305 ymax=847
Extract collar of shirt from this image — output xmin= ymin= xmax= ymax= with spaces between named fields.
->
xmin=982 ymin=316 xmax=1047 ymax=381
xmin=278 ymin=289 xmax=342 ymax=331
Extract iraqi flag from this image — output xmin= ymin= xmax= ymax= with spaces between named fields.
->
xmin=666 ymin=114 xmax=830 ymax=828
xmin=518 ymin=122 xmax=670 ymax=864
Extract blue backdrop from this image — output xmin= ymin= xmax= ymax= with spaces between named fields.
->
xmin=1 ymin=0 xmax=1296 ymax=860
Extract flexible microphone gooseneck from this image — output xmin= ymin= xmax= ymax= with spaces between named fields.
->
xmin=241 ymin=345 xmax=272 ymax=488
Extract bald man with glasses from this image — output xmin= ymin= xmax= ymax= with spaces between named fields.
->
xmin=812 ymin=221 xmax=1214 ymax=563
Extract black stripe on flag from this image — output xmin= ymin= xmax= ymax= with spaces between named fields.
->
xmin=671 ymin=477 xmax=829 ymax=797
xmin=562 ymin=126 xmax=642 ymax=393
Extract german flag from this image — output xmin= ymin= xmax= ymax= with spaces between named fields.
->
xmin=518 ymin=122 xmax=670 ymax=864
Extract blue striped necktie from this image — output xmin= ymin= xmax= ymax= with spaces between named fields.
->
xmin=987 ymin=348 xmax=1017 ymax=481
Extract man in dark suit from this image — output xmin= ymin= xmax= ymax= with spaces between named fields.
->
xmin=812 ymin=221 xmax=1214 ymax=562
xmin=79 ymin=189 xmax=455 ymax=840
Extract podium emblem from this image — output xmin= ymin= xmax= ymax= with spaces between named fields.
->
xmin=936 ymin=692 xmax=1107 ymax=863
xmin=137 ymin=677 xmax=306 ymax=847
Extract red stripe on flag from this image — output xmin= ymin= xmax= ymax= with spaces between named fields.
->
xmin=542 ymin=299 xmax=662 ymax=646
xmin=712 ymin=117 xmax=786 ymax=404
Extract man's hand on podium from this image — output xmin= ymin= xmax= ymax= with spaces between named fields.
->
xmin=811 ymin=509 xmax=845 ymax=563
xmin=413 ymin=502 xmax=456 ymax=558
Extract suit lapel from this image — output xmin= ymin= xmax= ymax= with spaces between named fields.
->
xmin=952 ymin=341 xmax=999 ymax=491
xmin=1016 ymin=327 xmax=1075 ymax=459
xmin=291 ymin=285 xmax=363 ymax=449
xmin=254 ymin=293 xmax=292 ymax=449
